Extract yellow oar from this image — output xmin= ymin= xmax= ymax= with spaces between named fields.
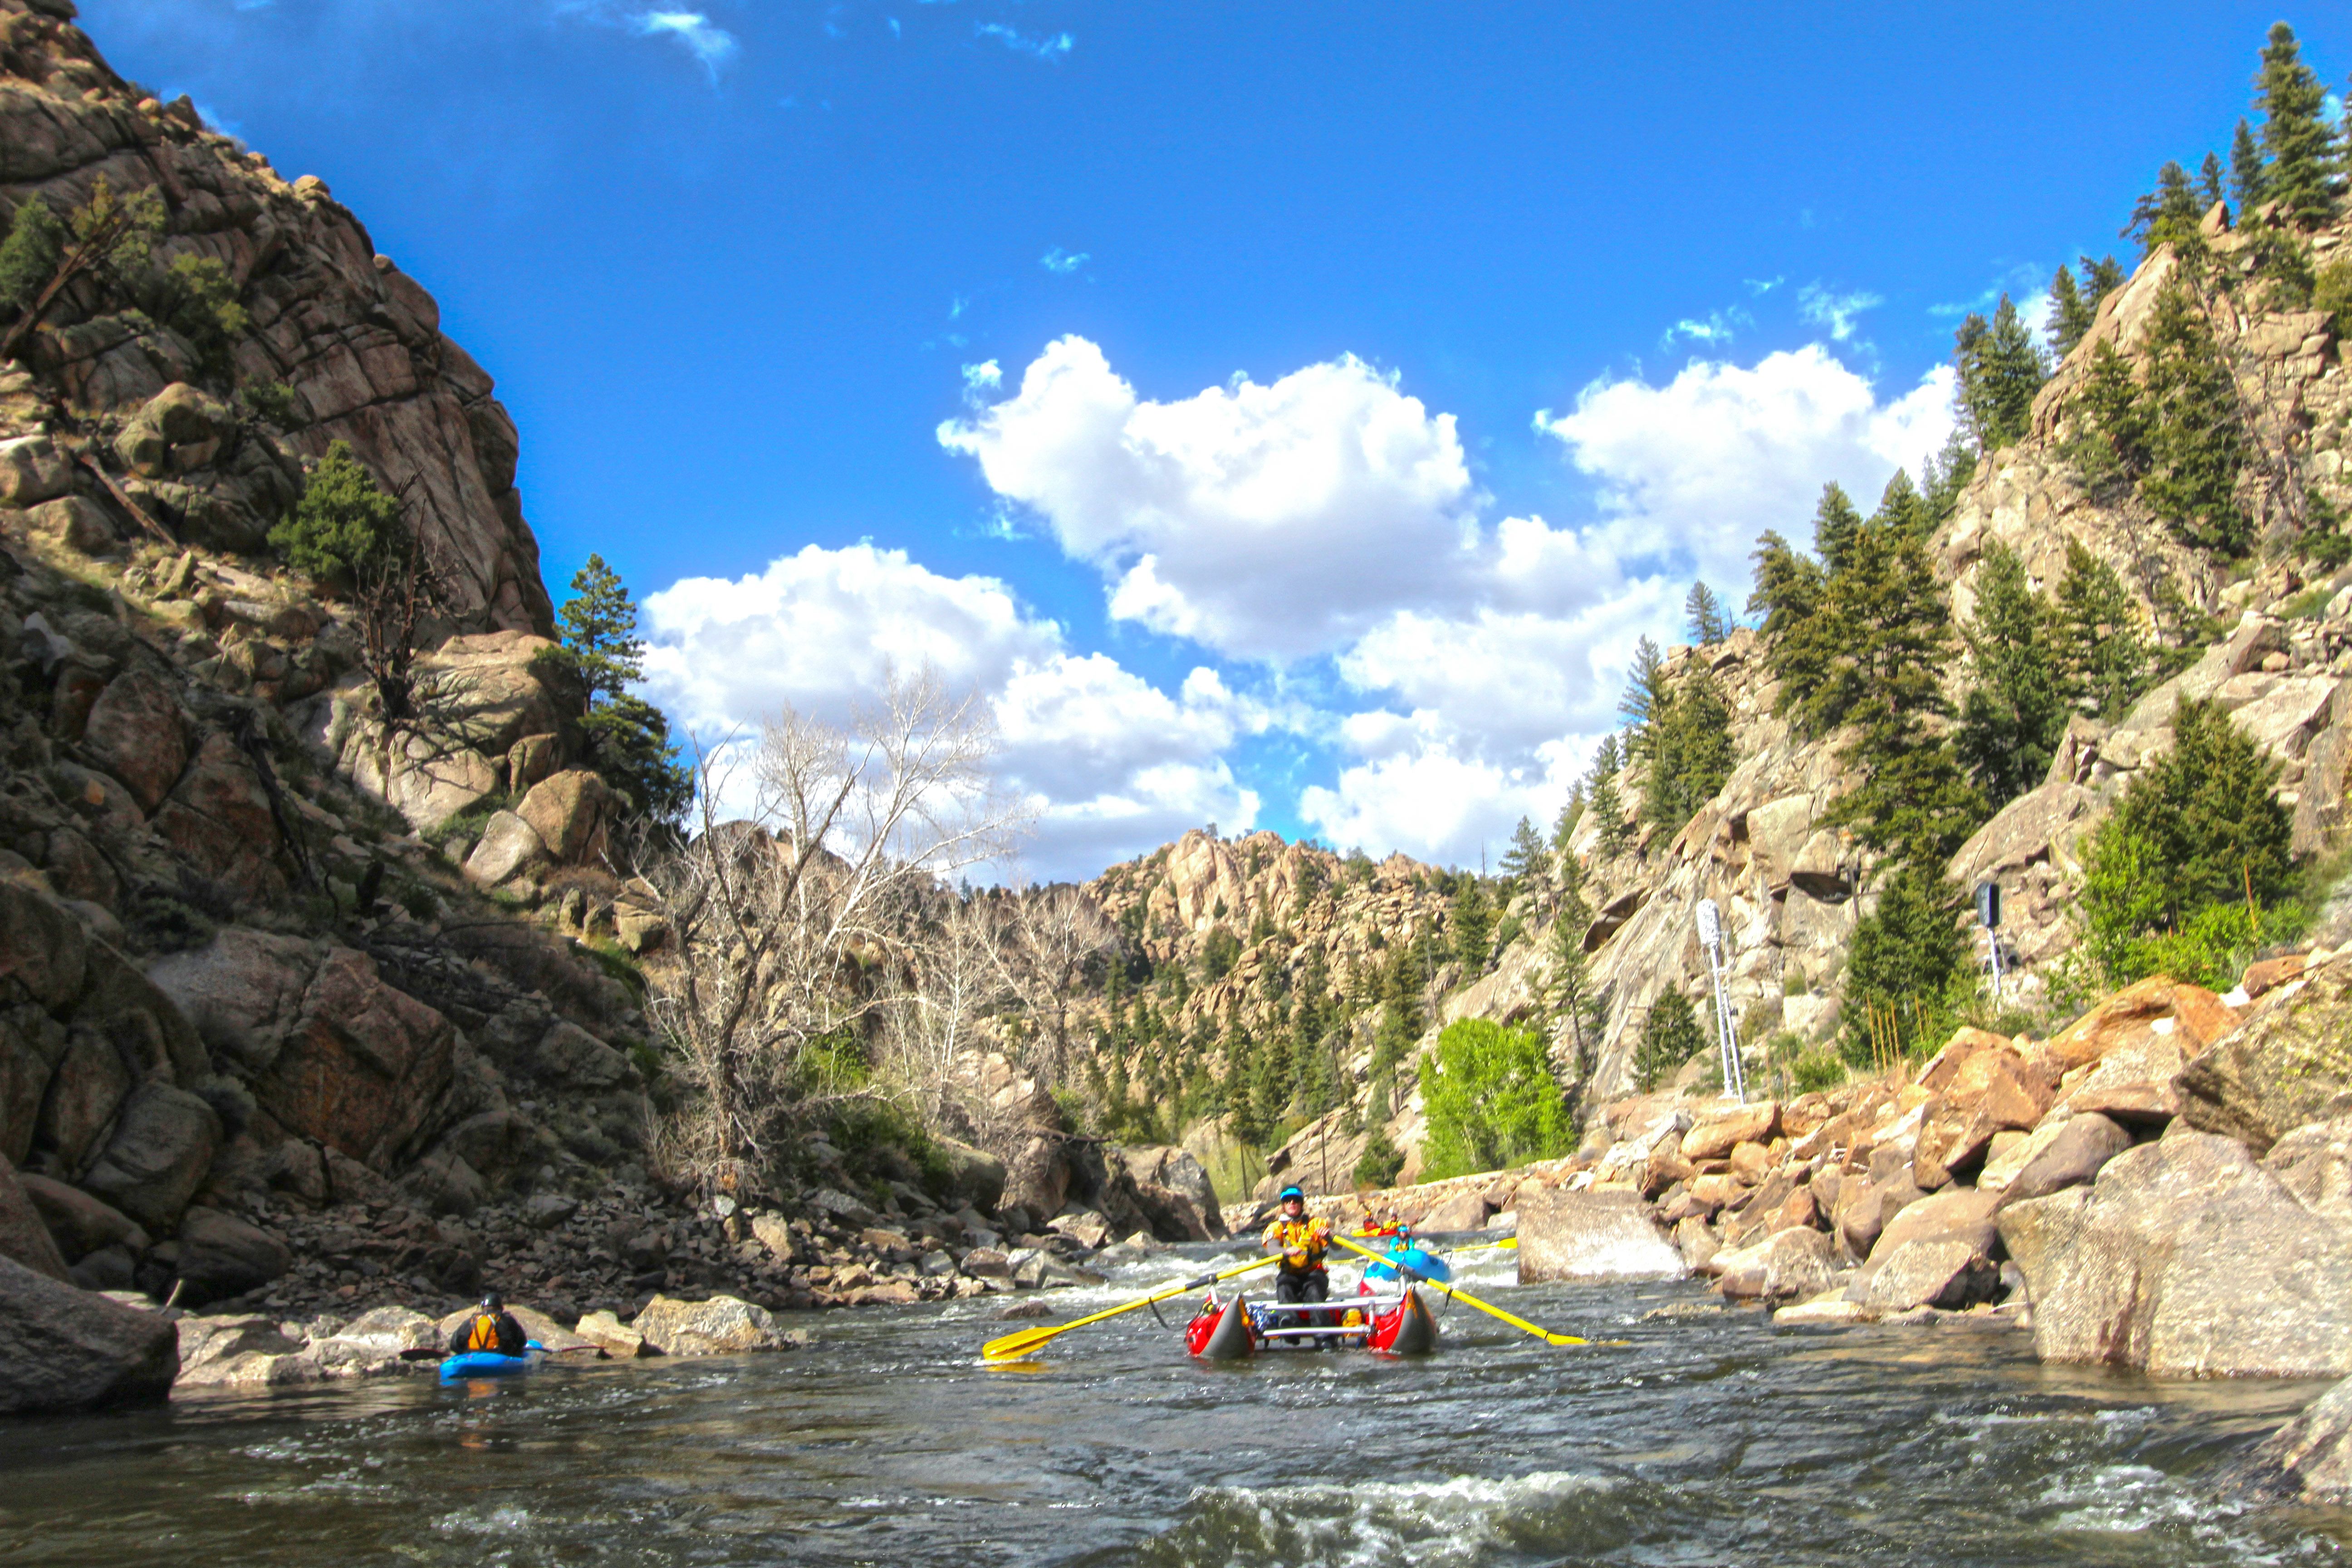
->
xmin=1447 ymin=1237 xmax=1519 ymax=1255
xmin=982 ymin=1253 xmax=1280 ymax=1361
xmin=1329 ymin=1234 xmax=1588 ymax=1348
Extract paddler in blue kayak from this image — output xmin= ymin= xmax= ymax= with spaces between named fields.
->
xmin=448 ymin=1290 xmax=527 ymax=1356
xmin=1261 ymin=1185 xmax=1333 ymax=1318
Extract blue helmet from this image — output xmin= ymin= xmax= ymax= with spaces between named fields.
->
xmin=1279 ymin=1185 xmax=1305 ymax=1202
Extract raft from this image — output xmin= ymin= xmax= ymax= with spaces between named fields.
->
xmin=1362 ymin=1245 xmax=1452 ymax=1284
xmin=438 ymin=1349 xmax=541 ymax=1382
xmin=1184 ymin=1284 xmax=1441 ymax=1359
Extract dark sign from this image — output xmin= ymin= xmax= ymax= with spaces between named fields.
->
xmin=1975 ymin=880 xmax=2001 ymax=930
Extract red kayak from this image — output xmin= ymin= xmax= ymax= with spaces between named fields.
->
xmin=1184 ymin=1285 xmax=1440 ymax=1359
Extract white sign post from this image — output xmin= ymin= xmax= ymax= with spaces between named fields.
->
xmin=1696 ymin=898 xmax=1744 ymax=1103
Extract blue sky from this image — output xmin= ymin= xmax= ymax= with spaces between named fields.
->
xmin=81 ymin=1 xmax=2340 ymax=877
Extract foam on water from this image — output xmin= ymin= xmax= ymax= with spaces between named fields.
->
xmin=1142 ymin=1470 xmax=1627 ymax=1568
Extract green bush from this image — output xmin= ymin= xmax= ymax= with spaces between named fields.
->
xmin=1636 ymin=989 xmax=1705 ymax=1091
xmin=1416 ymin=1018 xmax=1573 ymax=1181
xmin=1352 ymin=1125 xmax=1404 ymax=1189
xmin=1201 ymin=925 xmax=1241 ymax=980
xmin=269 ymin=441 xmax=403 ymax=586
xmin=1839 ymin=866 xmax=1970 ymax=1063
xmin=0 ymin=196 xmax=61 ymax=313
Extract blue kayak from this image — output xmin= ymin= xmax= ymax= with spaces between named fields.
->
xmin=1363 ymin=1245 xmax=1452 ymax=1284
xmin=438 ymin=1348 xmax=542 ymax=1382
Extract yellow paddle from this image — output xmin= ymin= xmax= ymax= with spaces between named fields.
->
xmin=1446 ymin=1237 xmax=1519 ymax=1255
xmin=982 ymin=1253 xmax=1281 ymax=1361
xmin=1329 ymin=1233 xmax=1588 ymax=1347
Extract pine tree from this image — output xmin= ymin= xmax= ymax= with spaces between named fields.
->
xmin=1499 ymin=815 xmax=1550 ymax=885
xmin=1750 ymin=529 xmax=1840 ymax=735
xmin=1839 ymin=865 xmax=1968 ymax=1062
xmin=2050 ymin=264 xmax=2094 ymax=359
xmin=0 ymin=197 xmax=62 ymax=314
xmin=1685 ymin=580 xmax=1730 ymax=644
xmin=1635 ymin=989 xmax=1703 ymax=1091
xmin=554 ymin=555 xmax=691 ymax=824
xmin=1584 ymin=734 xmax=1632 ymax=856
xmin=1955 ymin=294 xmax=2048 ymax=454
xmin=2083 ymin=255 xmax=2127 ymax=302
xmin=1549 ymin=786 xmax=1585 ymax=853
xmin=2196 ymin=151 xmax=2227 ymax=211
xmin=1956 ymin=540 xmax=2068 ymax=809
xmin=1540 ymin=895 xmax=1604 ymax=1093
xmin=1643 ymin=663 xmax=1734 ymax=838
xmin=269 ymin=441 xmax=403 ymax=586
xmin=2138 ymin=283 xmax=2250 ymax=554
xmin=1817 ymin=521 xmax=1985 ymax=869
xmin=2258 ymin=22 xmax=2334 ymax=228
xmin=2231 ymin=117 xmax=2270 ymax=212
xmin=1919 ymin=431 xmax=1978 ymax=524
xmin=1450 ymin=877 xmax=1493 ymax=973
xmin=1618 ymin=636 xmax=1670 ymax=762
xmin=1870 ymin=469 xmax=1931 ymax=539
xmin=2071 ymin=338 xmax=2153 ymax=487
xmin=2052 ymin=537 xmax=2154 ymax=719
xmin=2129 ymin=161 xmax=2206 ymax=256
xmin=1812 ymin=482 xmax=1864 ymax=576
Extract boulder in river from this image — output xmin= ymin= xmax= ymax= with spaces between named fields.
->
xmin=1999 ymin=1126 xmax=2352 ymax=1376
xmin=1712 ymin=1225 xmax=1836 ymax=1301
xmin=574 ymin=1309 xmax=651 ymax=1357
xmin=2219 ymin=1376 xmax=2352 ymax=1503
xmin=1514 ymin=1185 xmax=1683 ymax=1282
xmin=1859 ymin=1240 xmax=1999 ymax=1313
xmin=630 ymin=1294 xmax=808 ymax=1356
xmin=0 ymin=1255 xmax=178 ymax=1414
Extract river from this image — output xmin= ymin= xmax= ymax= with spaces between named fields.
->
xmin=0 ymin=1243 xmax=2343 ymax=1566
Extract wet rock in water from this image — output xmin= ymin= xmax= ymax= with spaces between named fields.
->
xmin=2177 ymin=957 xmax=2352 ymax=1154
xmin=1999 ymin=1127 xmax=2352 ymax=1376
xmin=1672 ymin=1216 xmax=1722 ymax=1274
xmin=0 ymin=1153 xmax=69 ymax=1281
xmin=574 ymin=1308 xmax=650 ymax=1358
xmin=1514 ymin=1186 xmax=1684 ymax=1282
xmin=335 ymin=1305 xmax=441 ymax=1353
xmin=1711 ymin=1226 xmax=1836 ymax=1301
xmin=0 ymin=1254 xmax=178 ymax=1413
xmin=960 ymin=1247 xmax=1013 ymax=1280
xmin=630 ymin=1294 xmax=807 ymax=1356
xmin=2219 ymin=1376 xmax=2352 ymax=1503
xmin=997 ymin=1299 xmax=1056 ymax=1320
xmin=1859 ymin=1240 xmax=1999 ymax=1313
xmin=172 ymin=1313 xmax=315 ymax=1389
xmin=1773 ymin=1289 xmax=1873 ymax=1327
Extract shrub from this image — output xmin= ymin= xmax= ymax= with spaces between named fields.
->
xmin=1839 ymin=866 xmax=1969 ymax=1063
xmin=1636 ymin=989 xmax=1705 ymax=1090
xmin=269 ymin=441 xmax=403 ymax=586
xmin=1417 ymin=1019 xmax=1573 ymax=1181
xmin=0 ymin=196 xmax=61 ymax=313
xmin=1200 ymin=925 xmax=1241 ymax=980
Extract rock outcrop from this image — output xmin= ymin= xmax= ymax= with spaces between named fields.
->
xmin=0 ymin=1254 xmax=177 ymax=1414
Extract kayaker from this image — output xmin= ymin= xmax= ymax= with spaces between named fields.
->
xmin=1261 ymin=1185 xmax=1332 ymax=1310
xmin=449 ymin=1290 xmax=527 ymax=1356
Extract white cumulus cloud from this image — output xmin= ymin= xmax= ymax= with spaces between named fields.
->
xmin=638 ymin=543 xmax=1250 ymax=879
xmin=938 ymin=336 xmax=1483 ymax=661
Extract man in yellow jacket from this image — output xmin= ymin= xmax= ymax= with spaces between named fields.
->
xmin=1261 ymin=1185 xmax=1332 ymax=1312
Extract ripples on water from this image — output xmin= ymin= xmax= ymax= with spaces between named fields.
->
xmin=1 ymin=1244 xmax=2347 ymax=1566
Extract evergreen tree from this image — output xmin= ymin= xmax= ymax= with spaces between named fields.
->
xmin=557 ymin=555 xmax=692 ymax=825
xmin=2050 ymin=264 xmax=2093 ymax=359
xmin=2097 ymin=696 xmax=2296 ymax=929
xmin=2129 ymin=161 xmax=2206 ymax=256
xmin=1750 ymin=529 xmax=1836 ymax=729
xmin=1549 ymin=786 xmax=1586 ymax=853
xmin=2258 ymin=22 xmax=2335 ymax=228
xmin=1817 ymin=521 xmax=1985 ymax=869
xmin=1839 ymin=865 xmax=1968 ymax=1063
xmin=1540 ymin=894 xmax=1605 ymax=1094
xmin=1812 ymin=481 xmax=1865 ymax=576
xmin=2196 ymin=151 xmax=2227 ymax=212
xmin=1584 ymin=735 xmax=1632 ymax=856
xmin=2072 ymin=338 xmax=2153 ymax=486
xmin=269 ymin=441 xmax=403 ymax=586
xmin=2053 ymin=537 xmax=2154 ymax=718
xmin=1643 ymin=663 xmax=1735 ymax=838
xmin=1870 ymin=469 xmax=1931 ymax=539
xmin=1450 ymin=877 xmax=1494 ymax=973
xmin=1685 ymin=580 xmax=1730 ymax=644
xmin=1955 ymin=294 xmax=2048 ymax=454
xmin=1956 ymin=541 xmax=2068 ymax=809
xmin=2138 ymin=283 xmax=2250 ymax=554
xmin=1919 ymin=431 xmax=1979 ymax=524
xmin=1635 ymin=990 xmax=1703 ymax=1091
xmin=1499 ymin=815 xmax=1550 ymax=885
xmin=2083 ymin=254 xmax=2127 ymax=302
xmin=0 ymin=197 xmax=62 ymax=314
xmin=1618 ymin=636 xmax=1670 ymax=762
xmin=2231 ymin=117 xmax=2270 ymax=212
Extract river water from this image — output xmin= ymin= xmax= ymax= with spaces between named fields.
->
xmin=1 ymin=1242 xmax=2345 ymax=1567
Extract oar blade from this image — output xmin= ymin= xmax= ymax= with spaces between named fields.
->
xmin=982 ymin=1325 xmax=1060 ymax=1361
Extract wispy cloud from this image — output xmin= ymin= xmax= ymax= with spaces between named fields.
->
xmin=960 ymin=358 xmax=1002 ymax=407
xmin=554 ymin=3 xmax=739 ymax=82
xmin=979 ymin=21 xmax=1073 ymax=59
xmin=1040 ymin=246 xmax=1089 ymax=274
xmin=1659 ymin=307 xmax=1751 ymax=351
xmin=1797 ymin=283 xmax=1881 ymax=342
xmin=1743 ymin=276 xmax=1784 ymax=296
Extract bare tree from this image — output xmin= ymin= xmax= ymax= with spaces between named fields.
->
xmin=995 ymin=884 xmax=1117 ymax=1089
xmin=877 ymin=892 xmax=1011 ymax=1138
xmin=637 ymin=670 xmax=1027 ymax=1195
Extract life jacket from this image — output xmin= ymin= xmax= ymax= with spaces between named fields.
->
xmin=463 ymin=1313 xmax=507 ymax=1353
xmin=1263 ymin=1216 xmax=1329 ymax=1271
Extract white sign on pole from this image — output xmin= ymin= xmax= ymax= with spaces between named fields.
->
xmin=1694 ymin=898 xmax=1743 ymax=1102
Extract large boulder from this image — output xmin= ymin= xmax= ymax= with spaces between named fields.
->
xmin=148 ymin=929 xmax=457 ymax=1169
xmin=2264 ymin=1113 xmax=2352 ymax=1228
xmin=1859 ymin=1186 xmax=2001 ymax=1284
xmin=1117 ymin=1145 xmax=1218 ymax=1237
xmin=462 ymin=810 xmax=547 ymax=886
xmin=1999 ymin=1126 xmax=2352 ymax=1376
xmin=2176 ymin=957 xmax=2352 ymax=1154
xmin=516 ymin=770 xmax=617 ymax=864
xmin=174 ymin=1207 xmax=292 ymax=1305
xmin=1680 ymin=1101 xmax=1779 ymax=1162
xmin=79 ymin=670 xmax=186 ymax=814
xmin=629 ymin=1294 xmax=805 ymax=1356
xmin=1711 ymin=1225 xmax=1836 ymax=1301
xmin=15 ymin=1173 xmax=147 ymax=1260
xmin=78 ymin=1083 xmax=220 ymax=1233
xmin=0 ymin=1254 xmax=178 ymax=1414
xmin=1859 ymin=1239 xmax=1999 ymax=1312
xmin=1514 ymin=1185 xmax=1684 ymax=1282
xmin=1984 ymin=1113 xmax=2133 ymax=1205
xmin=0 ymin=1152 xmax=69 ymax=1280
